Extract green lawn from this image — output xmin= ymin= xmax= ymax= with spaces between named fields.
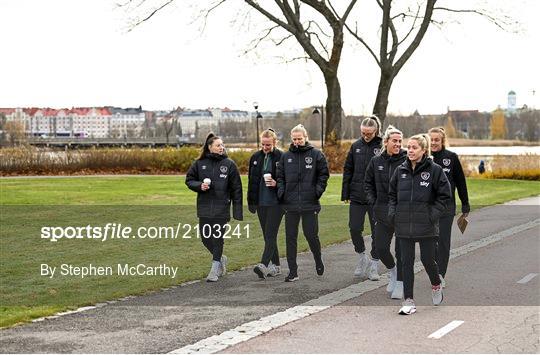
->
xmin=1 ymin=176 xmax=539 ymax=328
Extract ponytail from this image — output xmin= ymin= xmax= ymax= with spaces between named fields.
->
xmin=361 ymin=115 xmax=382 ymax=137
xmin=199 ymin=132 xmax=221 ymax=160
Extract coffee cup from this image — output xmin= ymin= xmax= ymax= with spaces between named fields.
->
xmin=203 ymin=178 xmax=211 ymax=186
xmin=264 ymin=173 xmax=272 ymax=185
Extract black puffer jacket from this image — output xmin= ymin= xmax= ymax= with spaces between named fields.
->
xmin=364 ymin=149 xmax=407 ymax=225
xmin=342 ymin=136 xmax=383 ymax=203
xmin=247 ymin=148 xmax=283 ymax=213
xmin=185 ymin=153 xmax=243 ymax=221
xmin=276 ymin=143 xmax=329 ymax=212
xmin=388 ymin=156 xmax=451 ymax=239
xmin=432 ymin=149 xmax=470 ymax=216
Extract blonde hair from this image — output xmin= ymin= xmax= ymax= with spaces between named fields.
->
xmin=291 ymin=124 xmax=308 ymax=138
xmin=428 ymin=126 xmax=449 ymax=149
xmin=361 ymin=115 xmax=382 ymax=137
xmin=261 ymin=128 xmax=278 ymax=144
xmin=409 ymin=133 xmax=431 ymax=157
xmin=383 ymin=125 xmax=403 ymax=146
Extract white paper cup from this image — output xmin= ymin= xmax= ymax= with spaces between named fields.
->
xmin=264 ymin=173 xmax=272 ymax=185
xmin=203 ymin=178 xmax=211 ymax=186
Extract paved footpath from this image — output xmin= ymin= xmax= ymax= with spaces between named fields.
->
xmin=1 ymin=197 xmax=539 ymax=353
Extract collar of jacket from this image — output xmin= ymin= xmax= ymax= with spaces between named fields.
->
xmin=205 ymin=152 xmax=227 ymax=161
xmin=382 ymin=148 xmax=407 ymax=161
xmin=361 ymin=136 xmax=382 ymax=146
xmin=432 ymin=149 xmax=447 ymax=159
xmin=404 ymin=155 xmax=431 ymax=174
xmin=289 ymin=142 xmax=314 ymax=153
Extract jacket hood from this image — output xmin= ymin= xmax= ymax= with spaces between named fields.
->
xmin=361 ymin=136 xmax=383 ymax=146
xmin=432 ymin=149 xmax=447 ymax=159
xmin=289 ymin=142 xmax=314 ymax=153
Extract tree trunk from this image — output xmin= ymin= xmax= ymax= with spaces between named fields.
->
xmin=324 ymin=72 xmax=342 ymax=146
xmin=372 ymin=69 xmax=394 ymax=126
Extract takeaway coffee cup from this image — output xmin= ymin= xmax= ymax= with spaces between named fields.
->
xmin=264 ymin=173 xmax=272 ymax=186
xmin=203 ymin=178 xmax=211 ymax=186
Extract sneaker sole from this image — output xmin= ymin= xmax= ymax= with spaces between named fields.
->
xmin=285 ymin=276 xmax=299 ymax=282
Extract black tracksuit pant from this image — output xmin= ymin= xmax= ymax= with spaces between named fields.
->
xmin=257 ymin=206 xmax=283 ymax=267
xmin=285 ymin=210 xmax=322 ymax=275
xmin=399 ymin=237 xmax=441 ymax=299
xmin=435 ymin=215 xmax=454 ymax=277
xmin=349 ymin=202 xmax=379 ymax=259
xmin=374 ymin=221 xmax=402 ymax=281
xmin=199 ymin=217 xmax=228 ymax=262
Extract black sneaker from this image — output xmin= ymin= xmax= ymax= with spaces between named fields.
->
xmin=253 ymin=263 xmax=267 ymax=279
xmin=284 ymin=273 xmax=299 ymax=282
xmin=315 ymin=256 xmax=324 ymax=276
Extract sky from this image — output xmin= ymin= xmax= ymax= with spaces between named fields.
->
xmin=0 ymin=0 xmax=538 ymax=115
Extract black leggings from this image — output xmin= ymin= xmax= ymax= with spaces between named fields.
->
xmin=399 ymin=238 xmax=441 ymax=299
xmin=435 ymin=215 xmax=454 ymax=277
xmin=257 ymin=206 xmax=284 ymax=267
xmin=349 ymin=202 xmax=379 ymax=259
xmin=374 ymin=221 xmax=402 ymax=281
xmin=199 ymin=218 xmax=228 ymax=262
xmin=285 ymin=210 xmax=322 ymax=275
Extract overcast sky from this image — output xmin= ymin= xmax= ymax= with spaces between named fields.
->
xmin=1 ymin=0 xmax=538 ymax=115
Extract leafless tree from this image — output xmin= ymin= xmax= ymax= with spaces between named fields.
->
xmin=346 ymin=0 xmax=519 ymax=123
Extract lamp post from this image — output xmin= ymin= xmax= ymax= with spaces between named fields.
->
xmin=312 ymin=105 xmax=324 ymax=149
xmin=253 ymin=102 xmax=263 ymax=147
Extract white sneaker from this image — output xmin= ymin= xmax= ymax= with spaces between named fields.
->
xmin=368 ymin=259 xmax=380 ymax=281
xmin=439 ymin=274 xmax=446 ymax=288
xmin=387 ymin=266 xmax=397 ymax=293
xmin=219 ymin=255 xmax=228 ymax=276
xmin=253 ymin=263 xmax=268 ymax=279
xmin=432 ymin=284 xmax=444 ymax=305
xmin=206 ymin=261 xmax=220 ymax=282
xmin=268 ymin=262 xmax=282 ymax=276
xmin=399 ymin=298 xmax=416 ymax=315
xmin=266 ymin=264 xmax=277 ymax=277
xmin=391 ymin=281 xmax=404 ymax=299
xmin=354 ymin=252 xmax=369 ymax=277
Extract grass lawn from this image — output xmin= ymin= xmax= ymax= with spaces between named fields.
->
xmin=1 ymin=175 xmax=539 ymax=328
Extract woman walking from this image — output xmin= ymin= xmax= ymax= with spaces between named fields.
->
xmin=277 ymin=124 xmax=329 ymax=282
xmin=388 ymin=134 xmax=451 ymax=314
xmin=185 ymin=133 xmax=243 ymax=282
xmin=364 ymin=125 xmax=407 ymax=299
xmin=248 ymin=129 xmax=284 ymax=279
xmin=429 ymin=127 xmax=470 ymax=287
xmin=342 ymin=116 xmax=383 ymax=280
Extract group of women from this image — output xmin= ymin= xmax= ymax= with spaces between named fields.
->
xmin=185 ymin=118 xmax=469 ymax=315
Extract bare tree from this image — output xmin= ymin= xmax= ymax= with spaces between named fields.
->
xmin=346 ymin=0 xmax=518 ymax=123
xmin=120 ymin=0 xmax=358 ymax=146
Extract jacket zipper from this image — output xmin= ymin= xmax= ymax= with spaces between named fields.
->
xmin=409 ymin=166 xmax=414 ymax=236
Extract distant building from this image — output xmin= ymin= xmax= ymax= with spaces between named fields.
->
xmin=507 ymin=90 xmax=517 ymax=113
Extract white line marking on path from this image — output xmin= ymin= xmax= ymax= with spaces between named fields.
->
xmin=169 ymin=218 xmax=540 ymax=354
xmin=428 ymin=320 xmax=465 ymax=339
xmin=517 ymin=273 xmax=538 ymax=284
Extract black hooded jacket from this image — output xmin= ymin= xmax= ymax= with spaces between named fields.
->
xmin=341 ymin=136 xmax=383 ymax=203
xmin=364 ymin=149 xmax=407 ymax=225
xmin=388 ymin=156 xmax=451 ymax=239
xmin=247 ymin=148 xmax=283 ymax=213
xmin=185 ymin=152 xmax=243 ymax=221
xmin=276 ymin=142 xmax=329 ymax=212
xmin=432 ymin=148 xmax=470 ymax=216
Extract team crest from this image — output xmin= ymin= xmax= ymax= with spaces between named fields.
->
xmin=421 ymin=172 xmax=430 ymax=180
xmin=443 ymin=158 xmax=451 ymax=166
xmin=220 ymin=166 xmax=228 ymax=173
xmin=253 ymin=161 xmax=257 ymax=165
xmin=373 ymin=148 xmax=380 ymax=155
xmin=305 ymin=157 xmax=313 ymax=164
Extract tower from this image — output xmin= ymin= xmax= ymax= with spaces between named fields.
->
xmin=507 ymin=90 xmax=516 ymax=112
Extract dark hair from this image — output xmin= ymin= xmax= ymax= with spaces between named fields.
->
xmin=199 ymin=132 xmax=222 ymax=159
